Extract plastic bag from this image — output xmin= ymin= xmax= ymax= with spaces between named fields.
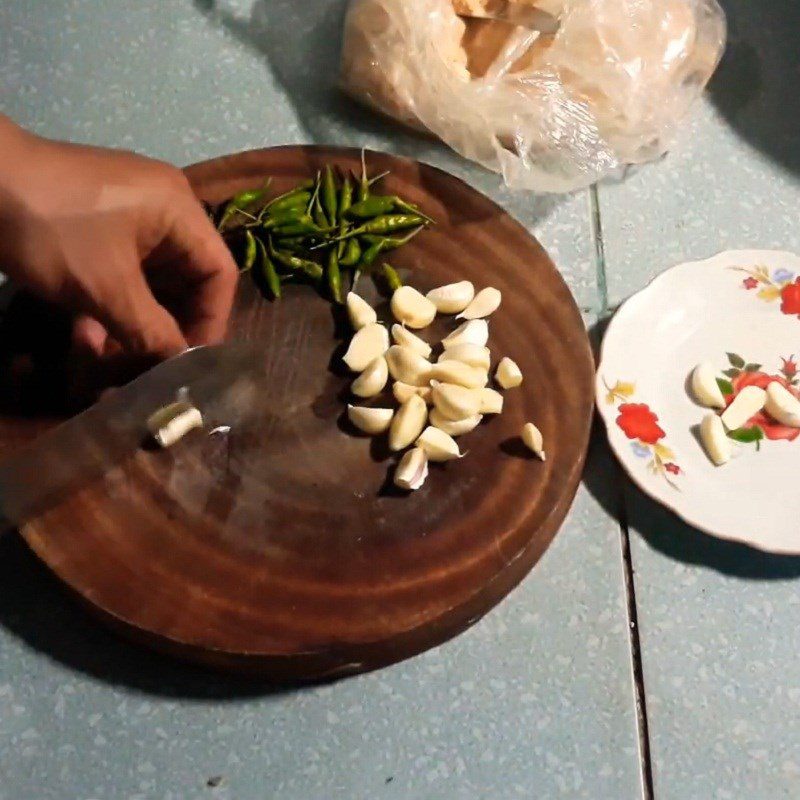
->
xmin=340 ymin=0 xmax=726 ymax=192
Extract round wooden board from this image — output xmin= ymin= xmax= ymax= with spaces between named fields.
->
xmin=12 ymin=147 xmax=594 ymax=681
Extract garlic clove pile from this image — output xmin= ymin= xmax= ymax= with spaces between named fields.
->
xmin=478 ymin=387 xmax=504 ymax=414
xmin=442 ymin=319 xmax=489 ymax=349
xmin=391 ymin=323 xmax=432 ymax=358
xmin=351 ymin=356 xmax=389 ymax=398
xmin=429 ymin=408 xmax=482 ymax=436
xmin=495 ymin=357 xmax=523 ymax=389
xmin=346 ymin=292 xmax=377 ymax=330
xmin=389 ymin=394 xmax=428 ymax=451
xmin=343 ymin=323 xmax=389 ymax=372
xmin=426 ymin=281 xmax=474 ymax=314
xmin=393 ymin=381 xmax=432 ymax=405
xmin=431 ymin=360 xmax=488 ymax=389
xmin=416 ymin=426 xmax=462 ymax=461
xmin=347 ymin=405 xmax=394 ymax=435
xmin=458 ymin=287 xmax=501 ymax=320
xmin=386 ymin=345 xmax=432 ymax=386
xmin=394 ymin=447 xmax=429 ymax=491
xmin=432 ymin=382 xmax=482 ymax=421
xmin=436 ymin=343 xmax=491 ymax=371
xmin=521 ymin=422 xmax=545 ymax=460
xmin=391 ymin=286 xmax=437 ymax=329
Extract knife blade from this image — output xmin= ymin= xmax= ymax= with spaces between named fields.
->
xmin=0 ymin=341 xmax=262 ymax=529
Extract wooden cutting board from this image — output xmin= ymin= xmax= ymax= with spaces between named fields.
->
xmin=4 ymin=146 xmax=594 ymax=681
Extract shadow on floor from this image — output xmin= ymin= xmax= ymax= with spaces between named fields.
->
xmin=584 ymin=315 xmax=800 ymax=580
xmin=709 ymin=0 xmax=800 ymax=177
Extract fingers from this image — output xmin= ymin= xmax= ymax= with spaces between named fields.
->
xmin=71 ymin=314 xmax=109 ymax=358
xmin=152 ymin=190 xmax=239 ymax=346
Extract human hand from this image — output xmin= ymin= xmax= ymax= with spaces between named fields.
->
xmin=0 ymin=117 xmax=238 ymax=363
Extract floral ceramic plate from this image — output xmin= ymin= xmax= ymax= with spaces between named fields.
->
xmin=596 ymin=250 xmax=800 ymax=554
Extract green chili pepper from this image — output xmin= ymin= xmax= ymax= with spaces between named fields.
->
xmin=337 ymin=174 xmax=353 ymax=258
xmin=359 ymin=238 xmax=385 ymax=268
xmin=217 ymin=183 xmax=270 ymax=230
xmin=265 ymin=180 xmax=314 ymax=210
xmin=358 ymin=151 xmax=370 ymax=203
xmin=381 ymin=262 xmax=403 ymax=292
xmin=359 ymin=226 xmax=424 ymax=251
xmin=253 ymin=237 xmax=281 ymax=299
xmin=240 ymin=230 xmax=258 ymax=272
xmin=266 ymin=190 xmax=312 ymax=216
xmin=346 ymin=195 xmax=397 ymax=219
xmin=339 ymin=237 xmax=361 ymax=267
xmin=327 ymin=248 xmax=343 ymax=304
xmin=335 ymin=214 xmax=425 ymax=240
xmin=393 ymin=198 xmax=435 ymax=224
xmin=261 ymin=207 xmax=309 ymax=229
xmin=312 ymin=189 xmax=329 ymax=229
xmin=322 ymin=165 xmax=338 ymax=225
xmin=272 ymin=219 xmax=333 ymax=237
xmin=268 ymin=238 xmax=324 ymax=281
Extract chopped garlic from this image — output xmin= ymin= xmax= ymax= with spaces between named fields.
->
xmin=391 ymin=324 xmax=432 ymax=358
xmin=389 ymin=394 xmax=428 ymax=451
xmin=495 ymin=357 xmax=523 ymax=389
xmin=346 ymin=292 xmax=377 ymax=330
xmin=700 ymin=412 xmax=731 ymax=466
xmin=347 ymin=405 xmax=393 ymax=435
xmin=386 ymin=345 xmax=432 ymax=386
xmin=416 ymin=426 xmax=462 ymax=461
xmin=394 ymin=447 xmax=429 ymax=491
xmin=442 ymin=319 xmax=489 ymax=349
xmin=351 ymin=356 xmax=388 ymax=398
xmin=690 ymin=362 xmax=726 ymax=409
xmin=429 ymin=408 xmax=482 ymax=436
xmin=147 ymin=401 xmax=203 ymax=448
xmin=521 ymin=422 xmax=545 ymax=461
xmin=719 ymin=385 xmax=766 ymax=431
xmin=343 ymin=323 xmax=389 ymax=372
xmin=458 ymin=287 xmax=501 ymax=320
xmin=390 ymin=286 xmax=437 ymax=329
xmin=765 ymin=381 xmax=800 ymax=428
xmin=426 ymin=281 xmax=474 ymax=314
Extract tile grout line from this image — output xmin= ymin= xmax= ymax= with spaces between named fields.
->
xmin=588 ymin=184 xmax=654 ymax=800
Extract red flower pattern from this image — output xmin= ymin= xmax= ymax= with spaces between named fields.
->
xmin=742 ymin=277 xmax=758 ymax=290
xmin=726 ymin=371 xmax=800 ymax=442
xmin=781 ymin=279 xmax=800 ymax=317
xmin=616 ymin=403 xmax=665 ymax=445
xmin=664 ymin=463 xmax=681 ymax=475
xmin=782 ymin=356 xmax=797 ymax=379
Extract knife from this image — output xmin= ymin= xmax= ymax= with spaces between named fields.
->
xmin=0 ymin=341 xmax=262 ymax=530
xmin=459 ymin=2 xmax=560 ymax=34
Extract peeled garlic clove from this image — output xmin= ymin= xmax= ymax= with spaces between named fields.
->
xmin=393 ymin=381 xmax=432 ymax=405
xmin=347 ymin=405 xmax=394 ymax=435
xmin=429 ymin=408 xmax=482 ymax=436
xmin=351 ymin=356 xmax=388 ymax=398
xmin=521 ymin=422 xmax=545 ymax=461
xmin=394 ymin=446 xmax=429 ymax=491
xmin=416 ymin=426 xmax=462 ymax=462
xmin=478 ymin=387 xmax=504 ymax=414
xmin=390 ymin=286 xmax=437 ymax=329
xmin=442 ymin=319 xmax=489 ymax=349
xmin=343 ymin=323 xmax=389 ymax=372
xmin=691 ymin=362 xmax=726 ymax=409
xmin=386 ymin=345 xmax=432 ymax=386
xmin=700 ymin=412 xmax=731 ymax=466
xmin=431 ymin=360 xmax=488 ymax=389
xmin=720 ymin=385 xmax=767 ymax=431
xmin=458 ymin=287 xmax=501 ymax=320
xmin=389 ymin=394 xmax=428 ymax=451
xmin=391 ymin=323 xmax=432 ymax=358
xmin=346 ymin=292 xmax=377 ymax=331
xmin=765 ymin=381 xmax=800 ymax=428
xmin=432 ymin=382 xmax=482 ymax=421
xmin=495 ymin=357 xmax=523 ymax=389
xmin=436 ymin=343 xmax=491 ymax=371
xmin=426 ymin=281 xmax=475 ymax=314
xmin=147 ymin=402 xmax=203 ymax=448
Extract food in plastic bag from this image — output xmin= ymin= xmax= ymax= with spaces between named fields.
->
xmin=340 ymin=0 xmax=726 ymax=192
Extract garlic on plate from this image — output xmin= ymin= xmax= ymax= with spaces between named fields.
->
xmin=386 ymin=345 xmax=432 ymax=386
xmin=495 ymin=357 xmax=523 ymax=389
xmin=391 ymin=323 xmax=432 ymax=358
xmin=521 ymin=422 xmax=545 ymax=460
xmin=147 ymin=401 xmax=203 ymax=448
xmin=416 ymin=426 xmax=462 ymax=461
xmin=351 ymin=356 xmax=389 ymax=398
xmin=346 ymin=292 xmax=377 ymax=330
xmin=431 ymin=360 xmax=488 ymax=389
xmin=442 ymin=319 xmax=489 ymax=349
xmin=391 ymin=286 xmax=437 ymax=329
xmin=347 ymin=405 xmax=394 ymax=435
xmin=394 ymin=447 xmax=429 ymax=491
xmin=431 ymin=381 xmax=482 ymax=421
xmin=343 ymin=323 xmax=389 ymax=372
xmin=436 ymin=343 xmax=491 ymax=371
xmin=458 ymin=287 xmax=501 ymax=320
xmin=393 ymin=381 xmax=432 ymax=405
xmin=764 ymin=381 xmax=800 ymax=428
xmin=429 ymin=408 xmax=482 ymax=436
xmin=700 ymin=412 xmax=731 ymax=466
xmin=389 ymin=394 xmax=428 ymax=451
xmin=719 ymin=385 xmax=766 ymax=431
xmin=478 ymin=387 xmax=504 ymax=414
xmin=426 ymin=281 xmax=474 ymax=314
xmin=690 ymin=362 xmax=726 ymax=409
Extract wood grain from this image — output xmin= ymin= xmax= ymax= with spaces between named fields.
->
xmin=7 ymin=147 xmax=594 ymax=680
